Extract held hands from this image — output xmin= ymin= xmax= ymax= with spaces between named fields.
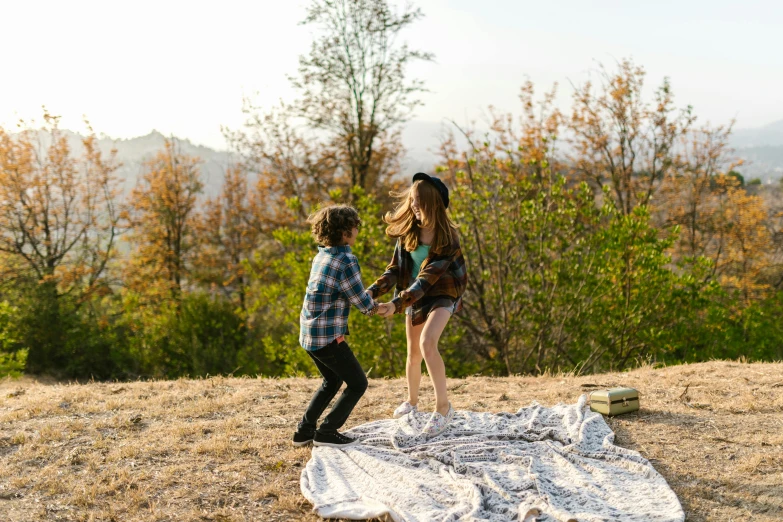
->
xmin=376 ymin=302 xmax=395 ymax=318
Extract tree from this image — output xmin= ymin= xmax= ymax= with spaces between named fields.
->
xmin=439 ymin=81 xmax=720 ymax=375
xmin=193 ymin=165 xmax=261 ymax=315
xmin=292 ymin=0 xmax=433 ymax=194
xmin=764 ymin=182 xmax=783 ymax=291
xmin=231 ymin=0 xmax=430 ymax=214
xmin=658 ymin=156 xmax=773 ymax=307
xmin=0 ymin=299 xmax=25 ymax=377
xmin=0 ymin=113 xmax=121 ymax=373
xmin=439 ymin=84 xmax=575 ymax=375
xmin=226 ymin=107 xmax=341 ymax=235
xmin=445 ymin=138 xmax=693 ymax=375
xmin=580 ymin=205 xmax=690 ymax=372
xmin=569 ymin=59 xmax=695 ymax=215
xmin=712 ymin=174 xmax=773 ymax=305
xmin=123 ymin=140 xmax=203 ymax=305
xmin=653 ymin=124 xmax=738 ymax=263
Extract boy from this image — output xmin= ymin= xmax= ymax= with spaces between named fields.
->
xmin=293 ymin=205 xmax=392 ymax=448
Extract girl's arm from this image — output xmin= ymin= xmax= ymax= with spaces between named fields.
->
xmin=366 ymin=239 xmax=401 ymax=299
xmin=390 ymin=245 xmax=461 ymax=313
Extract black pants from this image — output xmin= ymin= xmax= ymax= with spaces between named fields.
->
xmin=298 ymin=339 xmax=368 ymax=434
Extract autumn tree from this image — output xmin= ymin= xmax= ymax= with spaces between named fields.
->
xmin=226 ymin=107 xmax=341 ymax=234
xmin=569 ymin=59 xmax=695 ymax=215
xmin=764 ymin=182 xmax=783 ymax=290
xmin=0 ymin=113 xmax=121 ymax=373
xmin=654 ymin=124 xmax=737 ymax=263
xmin=123 ymin=140 xmax=203 ymax=305
xmin=438 ymin=82 xmax=565 ymax=187
xmin=438 ymin=84 xmax=570 ymax=374
xmin=652 ymin=123 xmax=777 ymax=305
xmin=439 ymin=79 xmax=722 ymax=375
xmin=193 ymin=164 xmax=261 ymax=314
xmin=444 ymin=130 xmax=691 ymax=375
xmin=711 ymin=175 xmax=774 ymax=305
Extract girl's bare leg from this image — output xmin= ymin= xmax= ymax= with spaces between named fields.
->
xmin=419 ymin=308 xmax=452 ymax=416
xmin=405 ymin=315 xmax=425 ymax=405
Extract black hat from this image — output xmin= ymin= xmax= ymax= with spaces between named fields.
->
xmin=412 ymin=172 xmax=449 ymax=209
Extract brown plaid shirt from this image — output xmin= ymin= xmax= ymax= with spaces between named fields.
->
xmin=367 ymin=233 xmax=467 ymax=326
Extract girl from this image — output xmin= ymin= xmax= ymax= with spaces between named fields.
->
xmin=368 ymin=173 xmax=467 ymax=438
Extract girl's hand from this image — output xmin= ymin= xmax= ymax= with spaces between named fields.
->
xmin=377 ymin=303 xmax=395 ymax=318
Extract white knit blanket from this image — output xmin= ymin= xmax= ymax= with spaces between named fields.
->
xmin=301 ymin=395 xmax=685 ymax=522
xmin=300 ymin=395 xmax=684 ymax=522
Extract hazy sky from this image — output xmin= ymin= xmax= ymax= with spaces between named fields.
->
xmin=2 ymin=0 xmax=782 ymax=149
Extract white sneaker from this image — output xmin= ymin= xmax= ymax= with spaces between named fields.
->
xmin=393 ymin=400 xmax=418 ymax=419
xmin=421 ymin=403 xmax=455 ymax=438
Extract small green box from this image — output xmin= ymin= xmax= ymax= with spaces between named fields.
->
xmin=589 ymin=387 xmax=640 ymax=416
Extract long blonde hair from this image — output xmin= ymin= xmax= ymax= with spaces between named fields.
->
xmin=384 ymin=180 xmax=456 ymax=254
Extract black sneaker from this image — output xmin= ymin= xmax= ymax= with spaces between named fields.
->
xmin=292 ymin=429 xmax=315 ymax=447
xmin=313 ymin=431 xmax=359 ymax=448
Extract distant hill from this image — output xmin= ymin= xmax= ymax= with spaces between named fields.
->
xmin=103 ymin=131 xmax=235 ymax=198
xmin=730 ymin=120 xmax=783 ymax=183
xmin=732 ymin=146 xmax=783 ymax=182
xmin=731 ymin=120 xmax=783 ymax=148
xmin=20 ymin=129 xmax=235 ymax=199
xmin=406 ymin=119 xmax=783 ymax=184
xmin=23 ymin=119 xmax=783 ymax=198
xmin=23 ymin=125 xmax=445 ymax=199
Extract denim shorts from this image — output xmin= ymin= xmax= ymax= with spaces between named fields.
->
xmin=405 ymin=298 xmax=459 ymax=317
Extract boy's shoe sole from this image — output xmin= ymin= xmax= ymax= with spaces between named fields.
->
xmin=313 ymin=431 xmax=360 ymax=448
xmin=292 ymin=439 xmax=313 ymax=447
xmin=313 ymin=439 xmax=359 ymax=448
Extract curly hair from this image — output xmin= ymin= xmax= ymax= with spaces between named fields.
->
xmin=307 ymin=205 xmax=362 ymax=246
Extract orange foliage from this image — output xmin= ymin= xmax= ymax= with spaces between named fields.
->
xmin=569 ymin=59 xmax=694 ymax=215
xmin=438 ymin=81 xmax=564 ymax=187
xmin=228 ymin=105 xmax=405 ymax=237
xmin=712 ymin=176 xmax=773 ymax=304
xmin=0 ymin=113 xmax=121 ymax=299
xmin=227 ymin=108 xmax=340 ymax=234
xmin=122 ymin=140 xmax=202 ymax=304
xmin=654 ymin=125 xmax=738 ymax=260
xmin=192 ymin=165 xmax=261 ymax=312
xmin=654 ymin=126 xmax=774 ymax=303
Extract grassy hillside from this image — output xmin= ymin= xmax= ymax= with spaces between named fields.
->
xmin=1 ymin=360 xmax=782 ymax=521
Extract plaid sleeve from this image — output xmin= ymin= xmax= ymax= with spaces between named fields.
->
xmin=340 ymin=254 xmax=379 ymax=316
xmin=391 ymin=246 xmax=460 ymax=313
xmin=367 ymin=239 xmax=400 ymax=299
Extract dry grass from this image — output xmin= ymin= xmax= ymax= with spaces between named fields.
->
xmin=0 ymin=360 xmax=782 ymax=521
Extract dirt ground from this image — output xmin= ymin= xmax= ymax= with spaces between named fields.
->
xmin=0 ymin=360 xmax=781 ymax=521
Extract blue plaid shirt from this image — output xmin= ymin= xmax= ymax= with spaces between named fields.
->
xmin=299 ymin=245 xmax=378 ymax=351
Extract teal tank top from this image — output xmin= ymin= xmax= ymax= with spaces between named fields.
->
xmin=410 ymin=244 xmax=430 ymax=281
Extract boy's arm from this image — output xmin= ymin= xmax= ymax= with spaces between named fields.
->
xmin=390 ymin=246 xmax=461 ymax=313
xmin=340 ymin=255 xmax=379 ymax=316
xmin=366 ymin=239 xmax=400 ymax=299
